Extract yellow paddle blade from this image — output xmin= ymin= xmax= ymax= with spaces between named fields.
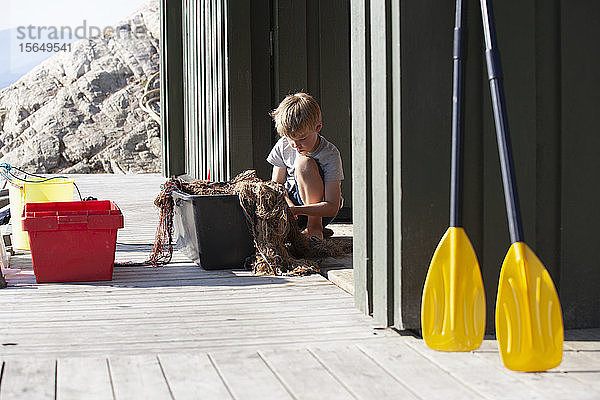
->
xmin=496 ymin=242 xmax=563 ymax=372
xmin=422 ymin=227 xmax=486 ymax=351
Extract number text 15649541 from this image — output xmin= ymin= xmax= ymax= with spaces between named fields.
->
xmin=18 ymin=43 xmax=72 ymax=53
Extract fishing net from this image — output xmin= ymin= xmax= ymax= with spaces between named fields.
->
xmin=146 ymin=170 xmax=351 ymax=276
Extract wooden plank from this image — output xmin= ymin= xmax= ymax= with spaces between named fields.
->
xmin=2 ymin=273 xmax=333 ymax=289
xmin=350 ymin=0 xmax=371 ymax=315
xmin=0 ymin=320 xmax=383 ymax=345
xmin=319 ymin=0 xmax=352 ymax=209
xmin=158 ymin=353 xmax=232 ymax=399
xmin=404 ymin=338 xmax=546 ymax=400
xmin=258 ymin=348 xmax=353 ymax=399
xmin=0 ymin=284 xmax=341 ymax=299
xmin=305 ymin=0 xmax=320 ymax=96
xmin=1 ymin=308 xmax=370 ymax=327
xmin=496 ymin=0 xmax=538 ymax=243
xmin=0 ymin=327 xmax=382 ymax=354
xmin=0 ymin=291 xmax=350 ymax=309
xmin=6 ymin=276 xmax=330 ymax=289
xmin=0 ymin=358 xmax=55 ymax=400
xmin=474 ymin=352 xmax=598 ymax=399
xmin=1 ymin=290 xmax=350 ymax=310
xmin=108 ymin=355 xmax=172 ymax=400
xmin=0 ymin=323 xmax=377 ymax=347
xmin=194 ymin=0 xmax=202 ymax=177
xmin=396 ymin=0 xmax=455 ymax=332
xmin=0 ymin=283 xmax=344 ymax=302
xmin=1 ymin=323 xmax=391 ymax=345
xmin=0 ymin=333 xmax=392 ymax=360
xmin=1 ymin=297 xmax=357 ymax=319
xmin=227 ymin=0 xmax=253 ymax=177
xmin=4 ymin=271 xmax=333 ymax=286
xmin=56 ymin=357 xmax=113 ymax=400
xmin=560 ymin=7 xmax=600 ymax=324
xmin=308 ymin=345 xmax=418 ymax=399
xmin=357 ymin=341 xmax=479 ymax=399
xmin=534 ymin=0 xmax=562 ymax=286
xmin=159 ymin=0 xmax=186 ymax=177
xmin=0 ymin=316 xmax=368 ymax=340
xmin=564 ymin=341 xmax=600 ymax=352
xmin=249 ymin=0 xmax=273 ymax=179
xmin=209 ymin=350 xmax=292 ymax=400
xmin=1 ymin=310 xmax=370 ymax=332
xmin=552 ymin=351 xmax=600 ymax=392
xmin=390 ymin=0 xmax=402 ymax=329
xmin=275 ymin=0 xmax=308 ymax=98
xmin=370 ymin=0 xmax=393 ymax=326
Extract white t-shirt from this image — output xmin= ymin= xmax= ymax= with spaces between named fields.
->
xmin=267 ymin=135 xmax=344 ymax=191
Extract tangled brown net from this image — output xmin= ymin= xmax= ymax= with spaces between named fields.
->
xmin=146 ymin=170 xmax=351 ymax=276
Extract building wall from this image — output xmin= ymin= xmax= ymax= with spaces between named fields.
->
xmin=161 ymin=0 xmax=600 ymax=331
xmin=352 ymin=0 xmax=600 ymax=330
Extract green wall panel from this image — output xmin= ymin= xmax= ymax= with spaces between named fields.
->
xmin=351 ymin=0 xmax=599 ymax=330
xmin=560 ymin=1 xmax=600 ymax=328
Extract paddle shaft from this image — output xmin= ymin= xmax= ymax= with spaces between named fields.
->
xmin=450 ymin=0 xmax=466 ymax=228
xmin=479 ymin=0 xmax=524 ymax=243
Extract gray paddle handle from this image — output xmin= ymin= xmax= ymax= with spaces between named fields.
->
xmin=450 ymin=0 xmax=465 ymax=228
xmin=480 ymin=0 xmax=524 ymax=243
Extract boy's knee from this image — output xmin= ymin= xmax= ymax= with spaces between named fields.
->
xmin=294 ymin=155 xmax=318 ymax=178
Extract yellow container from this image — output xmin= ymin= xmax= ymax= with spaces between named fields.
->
xmin=9 ymin=178 xmax=74 ymax=251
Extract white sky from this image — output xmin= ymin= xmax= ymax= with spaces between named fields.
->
xmin=0 ymin=0 xmax=152 ymax=88
xmin=1 ymin=0 xmax=150 ymax=30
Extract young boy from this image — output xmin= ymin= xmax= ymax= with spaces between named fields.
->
xmin=267 ymin=92 xmax=344 ymax=240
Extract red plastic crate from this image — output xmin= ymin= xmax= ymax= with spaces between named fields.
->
xmin=22 ymin=200 xmax=124 ymax=283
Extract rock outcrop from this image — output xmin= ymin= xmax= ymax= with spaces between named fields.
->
xmin=0 ymin=1 xmax=161 ymax=174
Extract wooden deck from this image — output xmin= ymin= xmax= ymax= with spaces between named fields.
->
xmin=1 ymin=174 xmax=599 ymax=399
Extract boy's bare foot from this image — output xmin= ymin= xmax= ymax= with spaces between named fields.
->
xmin=302 ymin=227 xmax=324 ymax=241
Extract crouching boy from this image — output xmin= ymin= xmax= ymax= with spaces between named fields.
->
xmin=267 ymin=92 xmax=344 ymax=240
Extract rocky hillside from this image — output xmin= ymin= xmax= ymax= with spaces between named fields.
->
xmin=0 ymin=1 xmax=161 ymax=174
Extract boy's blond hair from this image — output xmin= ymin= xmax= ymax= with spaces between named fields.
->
xmin=270 ymin=92 xmax=322 ymax=138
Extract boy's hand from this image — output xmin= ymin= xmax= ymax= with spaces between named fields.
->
xmin=285 ymin=195 xmax=299 ymax=219
xmin=288 ymin=205 xmax=299 ymax=219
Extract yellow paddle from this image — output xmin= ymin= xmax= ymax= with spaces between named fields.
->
xmin=421 ymin=0 xmax=486 ymax=352
xmin=479 ymin=0 xmax=563 ymax=371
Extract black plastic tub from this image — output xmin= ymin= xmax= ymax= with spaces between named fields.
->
xmin=172 ymin=191 xmax=254 ymax=269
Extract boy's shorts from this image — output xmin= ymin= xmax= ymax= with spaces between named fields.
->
xmin=287 ymin=163 xmax=338 ymax=230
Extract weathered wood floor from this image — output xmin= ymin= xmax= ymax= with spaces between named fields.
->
xmin=1 ymin=174 xmax=599 ymax=399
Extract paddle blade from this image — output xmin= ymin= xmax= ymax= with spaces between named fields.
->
xmin=422 ymin=227 xmax=486 ymax=351
xmin=496 ymin=242 xmax=563 ymax=372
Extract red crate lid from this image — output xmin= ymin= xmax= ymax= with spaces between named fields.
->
xmin=22 ymin=200 xmax=124 ymax=232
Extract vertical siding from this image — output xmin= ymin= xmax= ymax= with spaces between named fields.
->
xmin=351 ymin=0 xmax=400 ymax=326
xmin=319 ymin=1 xmax=353 ymax=215
xmin=390 ymin=0 xmax=402 ymax=328
xmin=159 ymin=0 xmax=185 ymax=177
xmin=273 ymin=0 xmax=353 ymax=208
xmin=350 ymin=0 xmax=372 ymax=315
xmin=559 ymin=1 xmax=600 ymax=328
xmin=178 ymin=0 xmax=251 ymax=181
xmin=369 ymin=0 xmax=394 ymax=326
xmin=227 ymin=1 xmax=253 ymax=177
xmin=250 ymin=0 xmax=274 ymax=180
